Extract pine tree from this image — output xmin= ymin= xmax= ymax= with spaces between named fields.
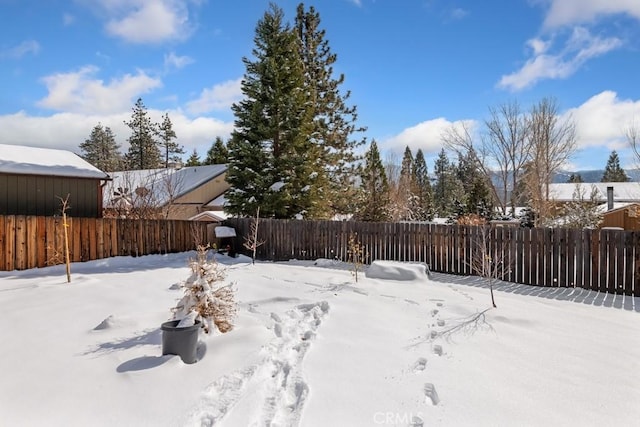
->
xmin=456 ymin=150 xmax=493 ymax=219
xmin=601 ymin=151 xmax=628 ymax=182
xmin=204 ymin=137 xmax=229 ymax=165
xmin=185 ymin=149 xmax=201 ymax=166
xmin=294 ymin=3 xmax=365 ymax=219
xmin=79 ymin=123 xmax=122 ymax=172
xmin=433 ymin=149 xmax=464 ymax=217
xmin=567 ymin=173 xmax=583 ymax=183
xmin=394 ymin=146 xmax=418 ymax=220
xmin=357 ymin=140 xmax=390 ymax=221
xmin=124 ymin=98 xmax=161 ymax=170
xmin=413 ymin=149 xmax=433 ymax=221
xmin=157 ymin=113 xmax=184 ymax=167
xmin=226 ymin=3 xmax=311 ymax=218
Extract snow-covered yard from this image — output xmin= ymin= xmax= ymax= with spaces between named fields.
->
xmin=0 ymin=252 xmax=638 ymax=426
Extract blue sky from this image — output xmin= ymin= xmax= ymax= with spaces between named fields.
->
xmin=2 ymin=0 xmax=640 ymax=172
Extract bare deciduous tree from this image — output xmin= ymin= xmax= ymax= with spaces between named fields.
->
xmin=443 ymin=103 xmax=530 ymax=217
xmin=625 ymin=121 xmax=640 ymax=167
xmin=467 ymin=224 xmax=513 ymax=308
xmin=525 ymin=97 xmax=577 ymax=226
xmin=243 ymin=207 xmax=266 ymax=264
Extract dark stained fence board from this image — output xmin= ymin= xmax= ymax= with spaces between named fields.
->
xmin=624 ymin=232 xmax=634 ymax=296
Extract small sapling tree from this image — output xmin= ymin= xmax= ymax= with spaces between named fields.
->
xmin=347 ymin=232 xmax=367 ymax=283
xmin=243 ymin=207 xmax=265 ymax=264
xmin=172 ymin=245 xmax=237 ymax=333
xmin=467 ymin=224 xmax=512 ymax=308
xmin=54 ymin=194 xmax=72 ymax=283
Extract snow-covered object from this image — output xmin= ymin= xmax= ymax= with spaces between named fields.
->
xmin=0 ymin=143 xmax=110 ymax=179
xmin=270 ymin=181 xmax=285 ymax=191
xmin=172 ymin=248 xmax=236 ymax=334
xmin=214 ymin=226 xmax=236 ymax=238
xmin=366 ymin=260 xmax=430 ymax=281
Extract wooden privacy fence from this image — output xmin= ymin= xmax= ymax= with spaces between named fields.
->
xmin=224 ymin=218 xmax=640 ymax=297
xmin=0 ymin=215 xmax=207 ymax=271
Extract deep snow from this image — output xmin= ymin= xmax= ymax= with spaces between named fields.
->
xmin=0 ymin=252 xmax=638 ymax=426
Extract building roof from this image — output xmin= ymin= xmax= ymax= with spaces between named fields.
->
xmin=548 ymin=182 xmax=640 ymax=202
xmin=104 ymin=164 xmax=227 ymax=208
xmin=188 ymin=211 xmax=228 ymax=222
xmin=0 ymin=143 xmax=110 ymax=179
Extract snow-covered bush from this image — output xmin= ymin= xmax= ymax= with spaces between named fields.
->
xmin=172 ymin=245 xmax=237 ymax=334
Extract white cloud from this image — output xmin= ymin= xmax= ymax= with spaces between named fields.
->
xmin=186 ymin=79 xmax=242 ymax=114
xmin=37 ymin=65 xmax=162 ymax=114
xmin=498 ymin=27 xmax=621 ymax=91
xmin=164 ymin=52 xmax=194 ymax=70
xmin=564 ymin=90 xmax=640 ymax=151
xmin=0 ymin=110 xmax=233 ymax=160
xmin=543 ymin=0 xmax=640 ymax=29
xmin=97 ymin=0 xmax=193 ymax=44
xmin=381 ymin=117 xmax=477 ymax=155
xmin=1 ymin=40 xmax=40 ymax=59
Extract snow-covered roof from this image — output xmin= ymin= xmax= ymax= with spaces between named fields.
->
xmin=548 ymin=182 xmax=640 ymax=202
xmin=0 ymin=143 xmax=110 ymax=179
xmin=188 ymin=211 xmax=228 ymax=222
xmin=104 ymin=164 xmax=226 ymax=208
xmin=204 ymin=193 xmax=228 ymax=208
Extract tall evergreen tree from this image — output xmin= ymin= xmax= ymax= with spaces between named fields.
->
xmin=226 ymin=3 xmax=311 ymax=218
xmin=124 ymin=98 xmax=161 ymax=170
xmin=395 ymin=146 xmax=418 ymax=220
xmin=204 ymin=137 xmax=229 ymax=165
xmin=601 ymin=150 xmax=628 ymax=182
xmin=433 ymin=149 xmax=464 ymax=217
xmin=413 ymin=149 xmax=433 ymax=221
xmin=294 ymin=3 xmax=365 ymax=218
xmin=79 ymin=123 xmax=122 ymax=172
xmin=357 ymin=140 xmax=390 ymax=221
xmin=456 ymin=150 xmax=493 ymax=218
xmin=157 ymin=113 xmax=184 ymax=167
xmin=567 ymin=173 xmax=583 ymax=183
xmin=185 ymin=149 xmax=201 ymax=166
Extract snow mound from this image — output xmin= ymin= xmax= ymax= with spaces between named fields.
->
xmin=93 ymin=315 xmax=124 ymax=330
xmin=366 ymin=260 xmax=430 ymax=281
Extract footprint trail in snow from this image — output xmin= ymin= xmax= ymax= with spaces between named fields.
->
xmin=184 ymin=300 xmax=330 ymax=426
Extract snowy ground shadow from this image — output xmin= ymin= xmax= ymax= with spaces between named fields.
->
xmin=430 ymin=272 xmax=640 ymax=313
xmin=85 ymin=328 xmax=162 ymax=355
xmin=117 ymin=340 xmax=206 ymax=372
xmin=117 ymin=355 xmax=170 ymax=372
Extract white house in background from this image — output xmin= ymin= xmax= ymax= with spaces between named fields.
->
xmin=548 ymin=182 xmax=640 ymax=205
xmin=103 ymin=164 xmax=229 ymax=220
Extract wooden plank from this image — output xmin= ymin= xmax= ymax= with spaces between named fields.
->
xmin=614 ymin=230 xmax=625 ymax=294
xmin=0 ymin=216 xmax=6 ymax=270
xmin=624 ymin=232 xmax=634 ymax=296
xmin=634 ymin=232 xmax=640 ymax=298
xmin=574 ymin=228 xmax=583 ymax=288
xmin=566 ymin=228 xmax=576 ymax=288
xmin=25 ymin=216 xmax=38 ymax=269
xmin=4 ymin=216 xmax=16 ymax=271
xmin=96 ymin=218 xmax=104 ymax=259
xmin=557 ymin=228 xmax=568 ymax=287
xmin=599 ymin=229 xmax=608 ymax=293
xmin=36 ymin=216 xmax=47 ymax=268
xmin=14 ymin=216 xmax=27 ymax=270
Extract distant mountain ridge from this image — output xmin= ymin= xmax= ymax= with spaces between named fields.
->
xmin=554 ymin=169 xmax=640 ymax=183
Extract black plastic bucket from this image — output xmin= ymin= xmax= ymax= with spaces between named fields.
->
xmin=161 ymin=319 xmax=201 ymax=364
